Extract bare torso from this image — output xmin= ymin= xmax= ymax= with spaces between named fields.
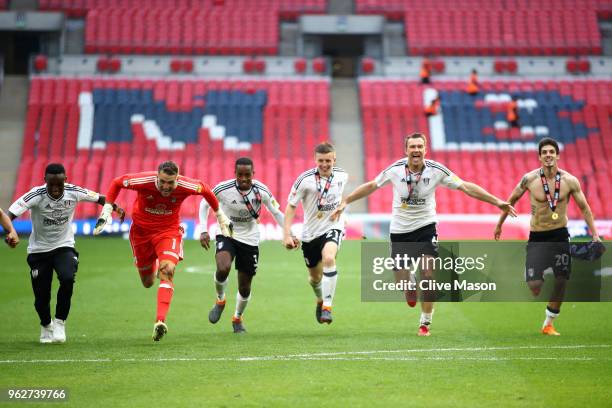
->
xmin=523 ymin=168 xmax=577 ymax=232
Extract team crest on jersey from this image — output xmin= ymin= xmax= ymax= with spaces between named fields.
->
xmin=423 ymin=178 xmax=430 ymax=185
xmin=63 ymin=199 xmax=75 ymax=208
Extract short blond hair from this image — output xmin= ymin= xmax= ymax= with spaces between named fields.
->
xmin=404 ymin=133 xmax=427 ymax=148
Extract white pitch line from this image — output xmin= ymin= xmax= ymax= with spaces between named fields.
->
xmin=0 ymin=344 xmax=609 ymax=364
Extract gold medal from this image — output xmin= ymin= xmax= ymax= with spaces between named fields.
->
xmin=551 ymin=212 xmax=559 ymax=220
xmin=401 ymin=202 xmax=408 ymax=209
xmin=317 ymin=211 xmax=324 ymax=219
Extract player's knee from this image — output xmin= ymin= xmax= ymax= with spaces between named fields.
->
xmin=141 ymin=274 xmax=155 ymax=288
xmin=238 ymin=285 xmax=251 ymax=298
xmin=528 ymin=280 xmax=543 ymax=296
xmin=158 ymin=262 xmax=175 ymax=281
xmin=57 ymin=273 xmax=75 ymax=285
xmin=216 ymin=263 xmax=231 ymax=276
xmin=321 ymin=254 xmax=336 ymax=268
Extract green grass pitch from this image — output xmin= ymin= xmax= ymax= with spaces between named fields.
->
xmin=1 ymin=238 xmax=611 ymax=407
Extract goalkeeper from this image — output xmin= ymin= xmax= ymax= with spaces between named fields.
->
xmin=93 ymin=161 xmax=232 ymax=341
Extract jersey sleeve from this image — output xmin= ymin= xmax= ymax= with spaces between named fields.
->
xmin=374 ymin=168 xmax=392 ymax=188
xmin=288 ymin=177 xmax=305 ymax=207
xmin=197 ymin=181 xmax=219 ymax=212
xmin=105 ymin=172 xmax=155 ymax=203
xmin=261 ymin=185 xmax=284 ymax=226
xmin=199 ymin=182 xmax=224 ymax=232
xmin=69 ymin=184 xmax=100 ymax=203
xmin=438 ymin=166 xmax=463 ymax=190
xmin=8 ymin=187 xmax=43 ymax=217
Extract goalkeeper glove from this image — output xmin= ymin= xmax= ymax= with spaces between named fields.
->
xmin=93 ymin=203 xmax=113 ymax=235
xmin=215 ymin=209 xmax=233 ymax=237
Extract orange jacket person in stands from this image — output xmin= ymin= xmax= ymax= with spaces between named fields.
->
xmin=420 ymin=58 xmax=432 ymax=84
xmin=507 ymin=96 xmax=519 ymax=128
xmin=466 ymin=69 xmax=480 ymax=95
xmin=425 ymin=96 xmax=440 ymax=117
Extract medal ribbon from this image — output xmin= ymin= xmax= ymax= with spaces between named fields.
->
xmin=237 ymin=184 xmax=262 ymax=220
xmin=539 ymin=169 xmax=560 ymax=213
xmin=315 ymin=170 xmax=334 ymax=212
xmin=405 ymin=165 xmax=422 ymax=202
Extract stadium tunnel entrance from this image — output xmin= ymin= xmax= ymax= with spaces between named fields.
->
xmin=321 ymin=34 xmax=365 ymax=77
xmin=300 ymin=15 xmax=384 ymax=78
xmin=0 ymin=11 xmax=63 ymax=74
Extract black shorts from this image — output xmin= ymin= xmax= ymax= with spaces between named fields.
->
xmin=26 ymin=247 xmax=79 ymax=282
xmin=301 ymin=229 xmax=343 ymax=268
xmin=215 ymin=235 xmax=259 ymax=275
xmin=390 ymin=223 xmax=439 ymax=264
xmin=525 ymin=227 xmax=570 ymax=281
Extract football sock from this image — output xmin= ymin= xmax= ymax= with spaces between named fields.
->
xmin=543 ymin=306 xmax=560 ymax=327
xmin=322 ymin=266 xmax=338 ymax=308
xmin=310 ymin=277 xmax=322 ymax=300
xmin=420 ymin=311 xmax=433 ymax=326
xmin=234 ymin=292 xmax=251 ymax=319
xmin=156 ymin=280 xmax=174 ymax=322
xmin=215 ymin=276 xmax=228 ymax=302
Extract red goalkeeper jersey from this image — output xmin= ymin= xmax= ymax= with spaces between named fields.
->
xmin=106 ymin=171 xmax=219 ymax=231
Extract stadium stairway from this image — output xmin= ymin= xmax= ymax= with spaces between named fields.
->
xmin=0 ymin=76 xmax=28 ymax=208
xmin=331 ymin=78 xmax=367 ymax=212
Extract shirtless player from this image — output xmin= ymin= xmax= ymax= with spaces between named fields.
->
xmin=495 ymin=137 xmax=602 ymax=335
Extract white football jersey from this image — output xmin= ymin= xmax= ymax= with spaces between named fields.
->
xmin=9 ymin=184 xmax=100 ymax=253
xmin=374 ymin=159 xmax=463 ymax=234
xmin=288 ymin=167 xmax=348 ymax=243
xmin=200 ymin=179 xmax=283 ymax=247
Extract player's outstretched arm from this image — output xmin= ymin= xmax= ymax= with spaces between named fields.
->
xmin=458 ymin=181 xmax=517 ymax=216
xmin=93 ymin=175 xmax=130 ymax=235
xmin=283 ymin=204 xmax=299 ymax=249
xmin=330 ymin=180 xmax=379 ymax=221
xmin=1 ymin=208 xmax=18 ymax=248
xmin=569 ymin=176 xmax=601 ymax=242
xmin=494 ymin=175 xmax=529 ymax=240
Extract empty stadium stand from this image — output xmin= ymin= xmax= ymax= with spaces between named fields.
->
xmin=38 ymin=0 xmax=328 ymax=55
xmin=356 ymin=0 xmax=608 ymax=56
xmin=15 ymin=77 xmax=330 ymax=221
xmin=360 ymin=79 xmax=612 ymax=218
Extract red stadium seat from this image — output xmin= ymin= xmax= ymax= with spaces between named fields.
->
xmin=361 ymin=57 xmax=375 ymax=74
xmin=294 ymin=58 xmax=307 ymax=74
xmin=33 ymin=55 xmax=48 ymax=72
xmin=312 ymin=58 xmax=327 ymax=74
xmin=170 ymin=59 xmax=182 ymax=73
